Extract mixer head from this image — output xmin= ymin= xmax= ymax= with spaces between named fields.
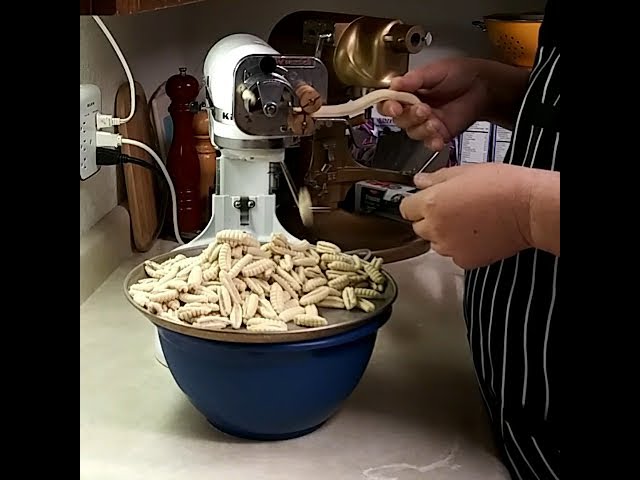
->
xmin=231 ymin=55 xmax=327 ymax=138
xmin=202 ymin=33 xmax=329 ymax=151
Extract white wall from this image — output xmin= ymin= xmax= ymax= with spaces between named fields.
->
xmin=79 ymin=11 xmax=188 ymax=235
xmin=79 ymin=0 xmax=544 ymax=235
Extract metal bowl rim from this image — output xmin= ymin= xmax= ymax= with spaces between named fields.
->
xmin=122 ymin=245 xmax=399 ymax=344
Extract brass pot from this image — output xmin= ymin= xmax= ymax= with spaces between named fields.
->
xmin=473 ymin=13 xmax=543 ymax=68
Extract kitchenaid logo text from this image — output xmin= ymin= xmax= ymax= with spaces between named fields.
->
xmin=276 ymin=57 xmax=315 ymax=67
xmin=214 ymin=107 xmax=234 ymax=122
xmin=86 ymin=101 xmax=95 ymax=108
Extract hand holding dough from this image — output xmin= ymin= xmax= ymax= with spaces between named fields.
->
xmin=310 ymin=90 xmax=422 ymax=119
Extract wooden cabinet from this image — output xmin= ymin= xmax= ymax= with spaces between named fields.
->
xmin=80 ymin=0 xmax=206 ymax=15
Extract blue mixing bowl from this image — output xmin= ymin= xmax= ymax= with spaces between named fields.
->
xmin=158 ymin=308 xmax=391 ymax=440
xmin=124 ymin=246 xmax=398 ymax=441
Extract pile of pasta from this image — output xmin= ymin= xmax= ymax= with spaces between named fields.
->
xmin=128 ymin=230 xmax=388 ymax=333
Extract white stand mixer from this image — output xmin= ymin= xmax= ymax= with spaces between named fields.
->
xmin=155 ymin=33 xmax=330 ymax=365
xmin=179 ymin=33 xmax=328 ymax=249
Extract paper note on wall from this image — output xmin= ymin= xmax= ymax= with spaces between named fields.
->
xmin=493 ymin=126 xmax=513 ymax=163
xmin=459 ymin=121 xmax=492 ymax=164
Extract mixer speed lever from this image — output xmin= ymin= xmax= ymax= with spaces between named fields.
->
xmin=233 ymin=197 xmax=255 ymax=226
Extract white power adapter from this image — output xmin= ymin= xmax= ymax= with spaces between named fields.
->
xmin=80 ymin=84 xmax=101 ymax=180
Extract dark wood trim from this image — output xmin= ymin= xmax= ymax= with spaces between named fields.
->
xmin=80 ymin=0 xmax=118 ymax=15
xmin=81 ymin=0 xmax=205 ymax=15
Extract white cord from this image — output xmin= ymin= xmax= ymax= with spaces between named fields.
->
xmin=91 ymin=15 xmax=136 ymax=127
xmin=121 ymin=138 xmax=185 ymax=245
xmin=96 ymin=132 xmax=185 ymax=245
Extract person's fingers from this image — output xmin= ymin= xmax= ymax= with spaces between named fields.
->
xmin=412 ymin=221 xmax=450 ymax=259
xmin=412 ymin=221 xmax=455 ymax=260
xmin=410 ymin=218 xmax=434 ymax=240
xmin=378 ymin=99 xmax=438 ymax=124
xmin=429 ymin=109 xmax=452 ymax=141
xmin=430 ymin=241 xmax=452 ymax=259
xmin=392 ymin=103 xmax=432 ymax=129
xmin=413 ymin=165 xmax=468 ymax=189
xmin=406 ymin=117 xmax=444 ymax=145
xmin=390 ymin=63 xmax=447 ymax=93
xmin=390 ymin=71 xmax=426 ymax=93
xmin=424 ymin=137 xmax=446 ymax=152
xmin=378 ymin=100 xmax=403 ymax=117
xmin=399 ymin=192 xmax=429 ymax=222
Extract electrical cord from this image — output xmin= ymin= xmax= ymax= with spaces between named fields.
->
xmin=91 ymin=15 xmax=136 ymax=127
xmin=121 ymin=138 xmax=184 ymax=245
xmin=89 ymin=15 xmax=186 ymax=245
xmin=96 ymin=132 xmax=185 ymax=245
xmin=96 ymin=147 xmax=169 ymax=243
xmin=96 ymin=147 xmax=163 ymax=175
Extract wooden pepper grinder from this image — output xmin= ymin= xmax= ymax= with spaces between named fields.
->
xmin=165 ymin=67 xmax=202 ymax=238
xmin=192 ymin=110 xmax=217 ymax=226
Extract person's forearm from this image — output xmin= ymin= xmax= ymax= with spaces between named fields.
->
xmin=476 ymin=59 xmax=531 ymax=130
xmin=520 ymin=169 xmax=560 ymax=256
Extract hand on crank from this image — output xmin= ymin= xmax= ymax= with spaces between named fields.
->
xmin=399 ymin=163 xmax=536 ymax=270
xmin=378 ymin=58 xmax=499 ymax=152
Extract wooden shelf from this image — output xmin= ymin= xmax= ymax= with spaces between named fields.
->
xmin=80 ymin=0 xmax=206 ymax=15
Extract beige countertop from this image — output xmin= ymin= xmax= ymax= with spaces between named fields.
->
xmin=80 ymin=240 xmax=510 ymax=480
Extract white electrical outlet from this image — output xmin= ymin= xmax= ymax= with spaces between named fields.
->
xmin=80 ymin=84 xmax=101 ymax=180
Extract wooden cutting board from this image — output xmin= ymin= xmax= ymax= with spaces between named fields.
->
xmin=115 ymin=81 xmax=160 ymax=252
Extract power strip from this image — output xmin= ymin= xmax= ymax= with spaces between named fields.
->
xmin=80 ymin=84 xmax=101 ymax=180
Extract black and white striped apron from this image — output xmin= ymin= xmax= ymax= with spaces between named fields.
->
xmin=463 ymin=1 xmax=560 ymax=479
